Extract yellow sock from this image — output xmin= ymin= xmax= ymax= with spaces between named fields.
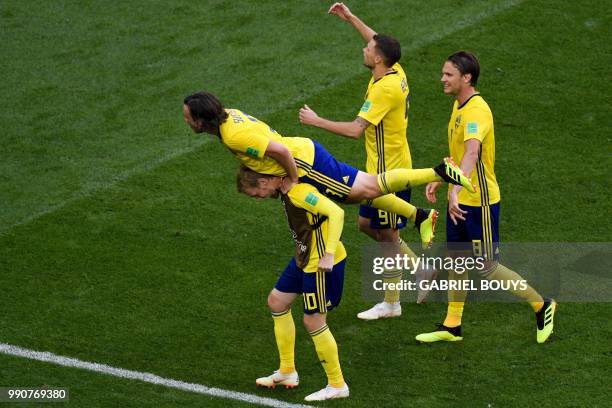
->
xmin=443 ymin=270 xmax=468 ymax=327
xmin=310 ymin=324 xmax=344 ymax=387
xmin=377 ymin=168 xmax=438 ymax=194
xmin=485 ymin=264 xmax=544 ymax=312
xmin=444 ymin=302 xmax=465 ymax=327
xmin=272 ymin=309 xmax=295 ymax=374
xmin=380 ymin=240 xmax=416 ymax=303
xmin=398 ymin=238 xmax=417 ymax=259
xmin=383 ymin=269 xmax=402 ymax=303
xmin=368 ymin=194 xmax=417 ymax=222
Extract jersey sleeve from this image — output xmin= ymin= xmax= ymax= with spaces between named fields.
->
xmin=287 ymin=184 xmax=344 ymax=255
xmin=461 ymin=107 xmax=492 ymax=143
xmin=223 ymin=128 xmax=270 ymax=159
xmin=357 ymin=83 xmax=393 ymax=127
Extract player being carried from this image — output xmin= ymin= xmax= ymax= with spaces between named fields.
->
xmin=183 ymin=92 xmax=475 ymax=248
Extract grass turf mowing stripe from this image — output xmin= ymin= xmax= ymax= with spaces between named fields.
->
xmin=0 ymin=0 xmax=524 ymax=238
xmin=0 ymin=343 xmax=312 ymax=408
xmin=400 ymin=0 xmax=525 ymax=51
xmin=0 ymin=142 xmax=208 ymax=237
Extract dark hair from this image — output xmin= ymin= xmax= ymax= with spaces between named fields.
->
xmin=236 ymin=165 xmax=273 ymax=193
xmin=183 ymin=91 xmax=229 ymax=129
xmin=373 ymin=34 xmax=401 ymax=67
xmin=447 ymin=51 xmax=480 ymax=86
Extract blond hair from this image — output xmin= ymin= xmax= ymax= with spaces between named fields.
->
xmin=236 ymin=165 xmax=275 ymax=193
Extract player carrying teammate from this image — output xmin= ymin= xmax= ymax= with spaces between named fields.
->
xmin=237 ymin=165 xmax=349 ymax=401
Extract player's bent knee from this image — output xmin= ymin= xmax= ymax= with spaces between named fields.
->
xmin=377 ymin=228 xmax=398 ymax=243
xmin=478 ymin=260 xmax=499 ymax=277
xmin=361 ymin=182 xmax=382 ymax=200
xmin=363 ymin=189 xmax=379 ymax=200
xmin=267 ymin=292 xmax=290 ymax=313
xmin=303 ymin=313 xmax=326 ymax=332
xmin=352 ymin=172 xmax=382 ymax=200
xmin=358 ymin=217 xmax=371 ymax=233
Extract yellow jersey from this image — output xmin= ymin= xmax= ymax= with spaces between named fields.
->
xmin=358 ymin=62 xmax=412 ymax=174
xmin=219 ymin=109 xmax=315 ymax=177
xmin=448 ymin=94 xmax=500 ymax=206
xmin=283 ymin=183 xmax=347 ymax=272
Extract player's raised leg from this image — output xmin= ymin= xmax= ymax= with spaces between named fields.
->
xmin=347 ymin=159 xmax=474 ymax=199
xmin=377 ymin=159 xmax=475 ymax=194
xmin=349 ymin=172 xmax=439 ymax=248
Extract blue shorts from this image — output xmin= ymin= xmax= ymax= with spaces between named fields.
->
xmin=296 ymin=141 xmax=358 ymax=203
xmin=359 ymin=188 xmax=412 ymax=230
xmin=446 ymin=203 xmax=500 ymax=261
xmin=275 ymin=257 xmax=346 ymax=315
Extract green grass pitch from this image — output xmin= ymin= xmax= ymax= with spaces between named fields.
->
xmin=1 ymin=0 xmax=610 ymax=406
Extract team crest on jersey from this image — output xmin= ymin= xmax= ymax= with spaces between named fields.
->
xmin=360 ymin=100 xmax=372 ymax=113
xmin=342 ymin=176 xmax=350 ymax=184
xmin=454 ymin=114 xmax=462 ymax=130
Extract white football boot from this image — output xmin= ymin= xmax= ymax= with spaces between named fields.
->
xmin=304 ymin=383 xmax=349 ymax=401
xmin=255 ymin=370 xmax=299 ymax=389
xmin=357 ymin=302 xmax=401 ymax=320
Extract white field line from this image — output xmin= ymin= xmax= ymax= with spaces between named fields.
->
xmin=0 ymin=343 xmax=312 ymax=408
xmin=0 ymin=0 xmax=524 ymax=237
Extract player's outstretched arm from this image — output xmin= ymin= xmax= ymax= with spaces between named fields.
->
xmin=265 ymin=141 xmax=299 ymax=193
xmin=299 ymin=104 xmax=370 ymax=139
xmin=328 ymin=2 xmax=376 ymax=43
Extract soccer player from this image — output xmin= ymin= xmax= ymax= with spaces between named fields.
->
xmin=298 ymin=2 xmax=420 ymax=319
xmin=183 ymin=92 xmax=475 ymax=248
xmin=415 ymin=51 xmax=556 ymax=344
xmin=237 ymin=165 xmax=349 ymax=401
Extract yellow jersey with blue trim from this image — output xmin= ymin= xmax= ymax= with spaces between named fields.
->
xmin=448 ymin=94 xmax=501 ymax=206
xmin=283 ymin=183 xmax=347 ymax=273
xmin=357 ymin=62 xmax=411 ymax=174
xmin=219 ymin=109 xmax=315 ymax=177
